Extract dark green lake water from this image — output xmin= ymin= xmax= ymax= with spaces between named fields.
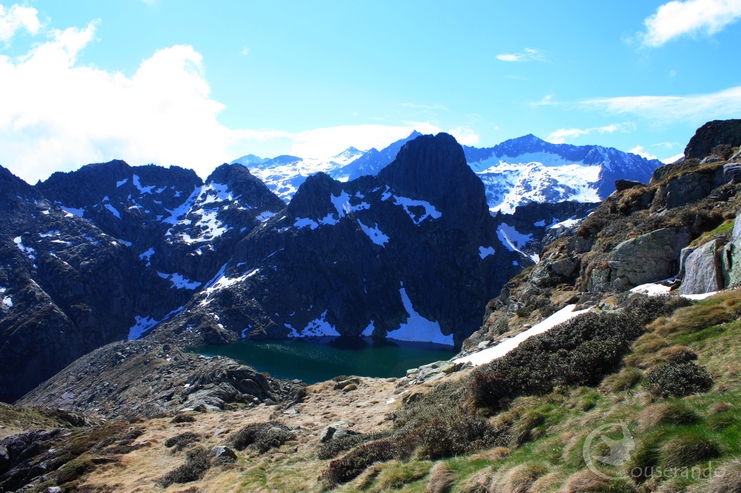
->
xmin=191 ymin=337 xmax=458 ymax=384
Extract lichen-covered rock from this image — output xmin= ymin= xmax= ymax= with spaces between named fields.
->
xmin=680 ymin=240 xmax=722 ymax=295
xmin=591 ymin=228 xmax=690 ymax=292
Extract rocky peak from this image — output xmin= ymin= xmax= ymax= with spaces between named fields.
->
xmin=685 ymin=119 xmax=741 ymax=160
xmin=379 ymin=133 xmax=488 ymax=225
xmin=205 ymin=163 xmax=286 ymax=212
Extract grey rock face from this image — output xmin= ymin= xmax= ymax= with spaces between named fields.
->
xmin=680 ymin=240 xmax=722 ymax=295
xmin=590 ymin=228 xmax=691 ymax=292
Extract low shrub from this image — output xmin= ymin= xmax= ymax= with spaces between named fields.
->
xmin=622 ymin=295 xmax=691 ymax=326
xmin=646 ymin=362 xmax=714 ymax=397
xmin=228 ymin=421 xmax=293 ymax=454
xmin=164 ymin=432 xmax=199 ymax=451
xmin=470 ymin=312 xmax=643 ymax=409
xmin=170 ymin=414 xmax=196 ymax=424
xmin=657 ymin=345 xmax=698 ymax=364
xmin=321 ymin=439 xmax=400 ymax=488
xmin=159 ymin=449 xmax=211 ymax=487
xmin=318 ymin=434 xmax=366 ymax=460
xmin=391 ymin=380 xmax=503 ymax=460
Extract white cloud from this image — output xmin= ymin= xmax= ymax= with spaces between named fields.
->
xmin=0 ymin=14 xmax=480 ymax=183
xmin=662 ymin=153 xmax=685 ymax=163
xmin=640 ymin=0 xmax=741 ymax=47
xmin=583 ymin=86 xmax=741 ymax=123
xmin=496 ymin=48 xmax=545 ymax=62
xmin=546 ymin=123 xmax=634 ymax=144
xmin=0 ymin=21 xmax=241 ymax=182
xmin=629 ymin=145 xmax=658 ymax=160
xmin=0 ymin=3 xmax=40 ymax=41
xmin=286 ymin=122 xmax=441 ymax=158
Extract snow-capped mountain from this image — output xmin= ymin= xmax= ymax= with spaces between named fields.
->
xmin=232 ymin=133 xmax=422 ymax=203
xmin=235 ymin=133 xmax=662 ymax=215
xmin=464 ymin=134 xmax=662 ymax=214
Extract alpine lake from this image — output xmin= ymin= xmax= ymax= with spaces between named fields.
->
xmin=190 ymin=337 xmax=458 ymax=384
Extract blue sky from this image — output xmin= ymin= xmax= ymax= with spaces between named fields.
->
xmin=1 ymin=0 xmax=740 ymax=182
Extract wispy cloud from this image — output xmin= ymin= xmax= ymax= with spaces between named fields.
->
xmin=582 ymin=86 xmax=741 ymax=122
xmin=496 ymin=48 xmax=545 ymax=62
xmin=241 ymin=47 xmax=249 ymax=56
xmin=530 ymin=94 xmax=556 ymax=107
xmin=639 ymin=0 xmax=741 ymax=47
xmin=0 ymin=3 xmax=41 ymax=41
xmin=629 ymin=145 xmax=658 ymax=160
xmin=546 ymin=123 xmax=634 ymax=144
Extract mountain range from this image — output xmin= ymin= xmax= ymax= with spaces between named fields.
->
xmin=235 ymin=132 xmax=662 ymax=213
xmin=0 ymin=131 xmax=661 ymax=402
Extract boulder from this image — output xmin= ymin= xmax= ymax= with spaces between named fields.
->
xmin=592 ymin=228 xmax=691 ymax=292
xmin=210 ymin=445 xmax=238 ymax=463
xmin=665 ymin=173 xmax=714 ymax=209
xmin=614 ymin=179 xmax=645 ymax=191
xmin=684 ymin=120 xmax=741 ymax=160
xmin=680 ymin=240 xmax=722 ymax=295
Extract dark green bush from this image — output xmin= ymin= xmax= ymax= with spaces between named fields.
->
xmin=164 ymin=432 xmax=199 ymax=451
xmin=471 ymin=312 xmax=644 ymax=409
xmin=646 ymin=362 xmax=713 ymax=397
xmin=621 ymin=294 xmax=691 ymax=325
xmin=228 ymin=421 xmax=293 ymax=453
xmin=321 ymin=439 xmax=400 ymax=488
xmin=159 ymin=449 xmax=211 ymax=487
xmin=415 ymin=414 xmax=499 ymax=459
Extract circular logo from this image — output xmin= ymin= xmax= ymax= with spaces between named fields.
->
xmin=583 ymin=422 xmax=635 ymax=480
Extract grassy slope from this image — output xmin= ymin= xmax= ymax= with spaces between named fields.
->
xmin=319 ymin=291 xmax=741 ymax=493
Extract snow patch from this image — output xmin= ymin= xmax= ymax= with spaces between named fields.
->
xmin=357 ymin=220 xmax=389 ymax=246
xmin=287 ymin=311 xmax=342 ymax=338
xmin=549 ymin=218 xmax=580 ymax=229
xmin=362 ymin=320 xmax=375 ymax=336
xmin=479 ymin=246 xmax=496 ymax=259
xmin=294 ymin=217 xmax=319 ymax=230
xmin=392 ymin=196 xmax=441 ymax=225
xmin=256 ymin=211 xmax=276 ymax=222
xmin=454 ymin=304 xmax=591 ymax=366
xmin=157 ymin=271 xmax=201 ymax=290
xmin=104 ymin=203 xmax=121 ymax=219
xmin=387 ymin=287 xmax=454 ymax=345
xmin=139 ymin=248 xmax=155 ymax=266
xmin=133 ymin=175 xmax=155 ymax=194
xmin=127 ymin=306 xmax=184 ymax=340
xmin=534 ymin=220 xmax=546 ymax=227
xmin=60 ymin=205 xmax=85 ymax=218
xmin=13 ymin=236 xmax=36 ymax=260
xmin=497 ymin=223 xmax=538 ymax=262
xmin=116 ymin=178 xmax=128 ymax=188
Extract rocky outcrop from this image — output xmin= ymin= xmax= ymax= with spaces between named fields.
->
xmin=684 ymin=120 xmax=741 ymax=160
xmin=589 ymin=228 xmax=691 ymax=292
xmin=16 ymin=339 xmax=299 ymax=419
xmin=680 ymin=240 xmax=723 ymax=295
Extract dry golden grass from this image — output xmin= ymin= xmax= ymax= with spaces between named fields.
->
xmin=489 ymin=462 xmax=549 ymax=493
xmin=427 ymin=461 xmax=456 ymax=493
xmin=559 ymin=469 xmax=635 ymax=493
xmin=635 ymin=402 xmax=699 ymax=432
